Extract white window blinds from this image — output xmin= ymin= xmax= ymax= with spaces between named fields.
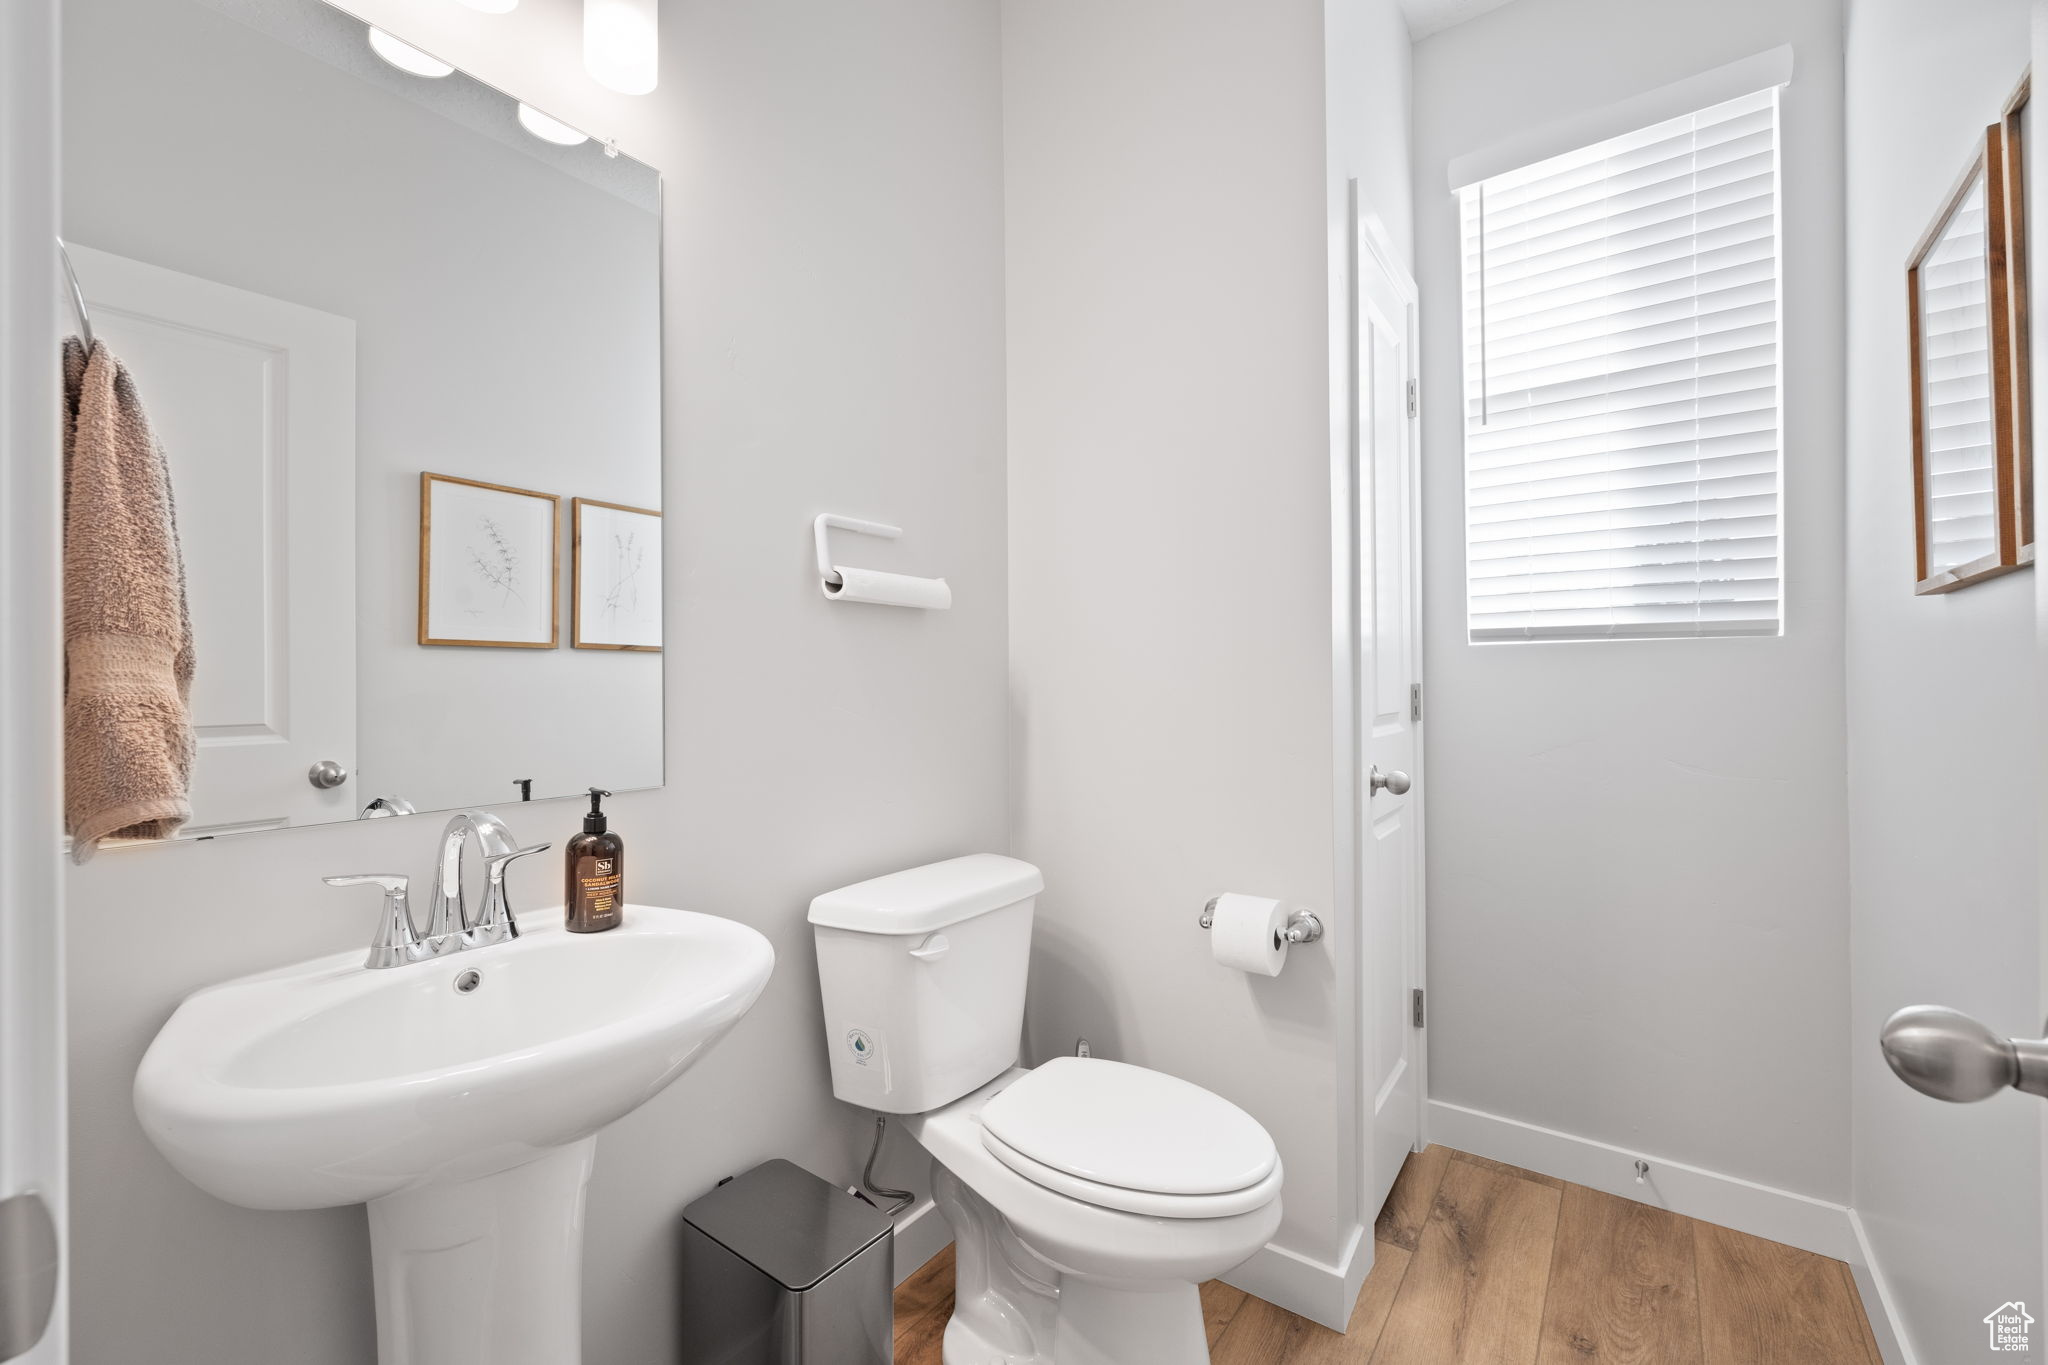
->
xmin=1460 ymin=87 xmax=1782 ymax=643
xmin=1914 ymin=172 xmax=1999 ymax=574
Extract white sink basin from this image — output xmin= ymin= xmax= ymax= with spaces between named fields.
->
xmin=134 ymin=906 xmax=774 ymax=1365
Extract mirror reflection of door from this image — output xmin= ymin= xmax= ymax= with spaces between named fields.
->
xmin=69 ymin=244 xmax=357 ymax=837
xmin=61 ymin=0 xmax=664 ymax=841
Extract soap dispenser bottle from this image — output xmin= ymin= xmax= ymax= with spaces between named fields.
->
xmin=565 ymin=787 xmax=625 ymax=933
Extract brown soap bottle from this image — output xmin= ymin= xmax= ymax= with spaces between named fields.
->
xmin=565 ymin=787 xmax=624 ymax=933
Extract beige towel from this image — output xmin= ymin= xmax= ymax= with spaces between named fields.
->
xmin=62 ymin=338 xmax=196 ymax=861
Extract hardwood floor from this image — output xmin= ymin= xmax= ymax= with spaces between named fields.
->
xmin=1372 ymin=1157 xmax=1561 ymax=1364
xmin=891 ymin=1146 xmax=1883 ymax=1365
xmin=1536 ymin=1183 xmax=1701 ymax=1365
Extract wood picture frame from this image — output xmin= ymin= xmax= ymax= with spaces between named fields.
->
xmin=419 ymin=472 xmax=560 ymax=647
xmin=1907 ymin=124 xmax=2026 ymax=594
xmin=571 ymin=498 xmax=662 ymax=652
xmin=2002 ymin=72 xmax=2033 ymax=562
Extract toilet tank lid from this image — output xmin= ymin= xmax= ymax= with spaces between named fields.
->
xmin=808 ymin=854 xmax=1044 ymax=935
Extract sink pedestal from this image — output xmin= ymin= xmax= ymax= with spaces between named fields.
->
xmin=367 ymin=1139 xmax=597 ymax=1365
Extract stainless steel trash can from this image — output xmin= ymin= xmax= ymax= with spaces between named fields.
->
xmin=680 ymin=1158 xmax=894 ymax=1365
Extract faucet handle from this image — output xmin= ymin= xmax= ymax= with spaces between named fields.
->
xmin=467 ymin=843 xmax=551 ymax=948
xmin=483 ymin=842 xmax=551 ymax=877
xmin=323 ymin=872 xmax=408 ymax=893
xmin=323 ymin=874 xmax=423 ymax=970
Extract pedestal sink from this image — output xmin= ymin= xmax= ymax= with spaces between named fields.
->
xmin=134 ymin=906 xmax=774 ymax=1365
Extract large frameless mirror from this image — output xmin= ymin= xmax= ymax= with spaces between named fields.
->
xmin=62 ymin=0 xmax=663 ymax=840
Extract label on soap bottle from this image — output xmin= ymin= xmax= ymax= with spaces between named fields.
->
xmin=573 ymin=855 xmax=622 ymax=931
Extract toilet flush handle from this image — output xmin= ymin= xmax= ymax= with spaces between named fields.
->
xmin=908 ymin=933 xmax=951 ymax=962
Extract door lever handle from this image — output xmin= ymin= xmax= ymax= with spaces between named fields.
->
xmin=1880 ymin=1005 xmax=2048 ymax=1102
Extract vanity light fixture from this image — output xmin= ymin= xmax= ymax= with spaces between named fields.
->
xmin=516 ymin=103 xmax=590 ymax=146
xmin=368 ymin=29 xmax=455 ymax=79
xmin=583 ymin=0 xmax=658 ymax=95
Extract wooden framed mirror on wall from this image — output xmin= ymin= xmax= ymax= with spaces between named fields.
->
xmin=2001 ymin=72 xmax=2032 ymax=561
xmin=1908 ymin=75 xmax=2033 ymax=594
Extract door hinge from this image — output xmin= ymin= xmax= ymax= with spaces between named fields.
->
xmin=1412 ymin=988 xmax=1426 ymax=1028
xmin=1406 ymin=378 xmax=1418 ymax=419
xmin=1410 ymin=683 xmax=1422 ymax=723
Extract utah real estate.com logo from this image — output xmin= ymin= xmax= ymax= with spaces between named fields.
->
xmin=1985 ymin=1301 xmax=2034 ymax=1352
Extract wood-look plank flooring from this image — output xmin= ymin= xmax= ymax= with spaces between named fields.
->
xmin=892 ymin=1146 xmax=1881 ymax=1365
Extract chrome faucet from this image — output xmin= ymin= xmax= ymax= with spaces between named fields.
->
xmin=424 ymin=810 xmax=509 ymax=950
xmin=320 ymin=873 xmax=423 ymax=970
xmin=467 ymin=829 xmax=543 ymax=949
xmin=323 ymin=809 xmax=549 ymax=969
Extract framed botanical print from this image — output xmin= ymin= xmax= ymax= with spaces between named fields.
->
xmin=572 ymin=498 xmax=662 ymax=651
xmin=1907 ymin=122 xmax=2027 ymax=594
xmin=419 ymin=473 xmax=560 ymax=647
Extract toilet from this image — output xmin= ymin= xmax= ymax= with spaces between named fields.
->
xmin=809 ymin=854 xmax=1283 ymax=1365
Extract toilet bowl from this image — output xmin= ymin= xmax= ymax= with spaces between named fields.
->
xmin=905 ymin=1064 xmax=1282 ymax=1365
xmin=808 ymin=855 xmax=1284 ymax=1364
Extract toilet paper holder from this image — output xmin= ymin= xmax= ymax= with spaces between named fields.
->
xmin=1200 ymin=897 xmax=1323 ymax=946
xmin=812 ymin=513 xmax=952 ymax=609
xmin=814 ymin=513 xmax=899 ymax=585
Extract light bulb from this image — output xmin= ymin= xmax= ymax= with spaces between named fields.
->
xmin=517 ymin=103 xmax=590 ymax=147
xmin=583 ymin=0 xmax=657 ymax=96
xmin=368 ymin=29 xmax=454 ymax=78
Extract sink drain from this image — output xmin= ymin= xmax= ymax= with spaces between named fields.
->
xmin=453 ymin=969 xmax=482 ymax=994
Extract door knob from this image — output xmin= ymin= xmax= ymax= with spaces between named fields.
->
xmin=1369 ymin=766 xmax=1411 ymax=796
xmin=307 ymin=759 xmax=349 ymax=790
xmin=1879 ymin=1005 xmax=2048 ymax=1102
xmin=0 ymin=1192 xmax=58 ymax=1361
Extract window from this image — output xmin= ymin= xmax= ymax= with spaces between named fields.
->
xmin=1460 ymin=88 xmax=1781 ymax=643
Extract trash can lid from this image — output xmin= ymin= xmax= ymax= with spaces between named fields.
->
xmin=682 ymin=1159 xmax=893 ymax=1292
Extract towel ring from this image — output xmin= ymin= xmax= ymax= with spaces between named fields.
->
xmin=56 ymin=237 xmax=94 ymax=349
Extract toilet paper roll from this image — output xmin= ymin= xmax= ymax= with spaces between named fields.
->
xmin=1209 ymin=892 xmax=1289 ymax=976
xmin=822 ymin=566 xmax=953 ymax=610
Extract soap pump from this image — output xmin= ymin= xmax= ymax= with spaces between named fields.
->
xmin=564 ymin=787 xmax=625 ymax=933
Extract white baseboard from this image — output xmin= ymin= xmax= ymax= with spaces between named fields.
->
xmin=1847 ymin=1209 xmax=1919 ymax=1365
xmin=1220 ymin=1222 xmax=1367 ymax=1332
xmin=892 ymin=1196 xmax=953 ymax=1286
xmin=1426 ymin=1099 xmax=1858 ymax=1260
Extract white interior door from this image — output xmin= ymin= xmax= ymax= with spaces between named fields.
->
xmin=1356 ymin=201 xmax=1427 ymax=1221
xmin=3 ymin=3 xmax=67 ymax=1359
xmin=2035 ymin=0 xmax=2048 ymax=1306
xmin=67 ymin=245 xmax=356 ymax=836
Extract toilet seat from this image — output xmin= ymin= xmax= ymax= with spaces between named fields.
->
xmin=981 ymin=1129 xmax=1284 ymax=1218
xmin=978 ymin=1057 xmax=1281 ymax=1219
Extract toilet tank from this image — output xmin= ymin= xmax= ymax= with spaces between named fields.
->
xmin=808 ymin=854 xmax=1044 ymax=1114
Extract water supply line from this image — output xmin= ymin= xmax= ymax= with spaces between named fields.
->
xmin=853 ymin=1114 xmax=915 ymax=1217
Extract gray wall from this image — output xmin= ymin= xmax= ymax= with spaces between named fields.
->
xmin=1002 ymin=0 xmax=1414 ymax=1313
xmin=1843 ymin=0 xmax=2042 ymax=1356
xmin=61 ymin=0 xmax=1009 ymax=1360
xmin=1412 ymin=0 xmax=1854 ymax=1202
xmin=66 ymin=0 xmax=665 ymax=821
